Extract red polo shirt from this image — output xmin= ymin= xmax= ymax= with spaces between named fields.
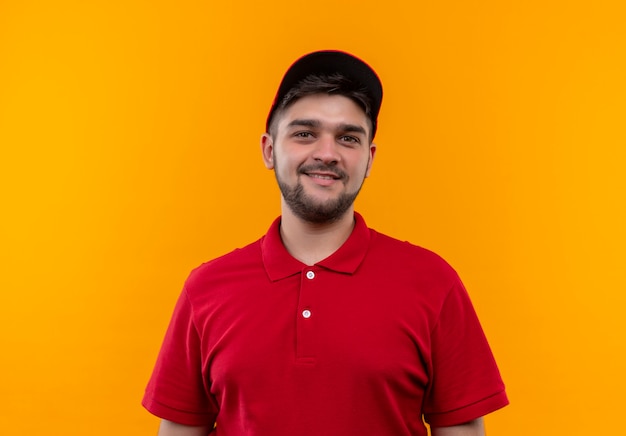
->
xmin=143 ymin=213 xmax=508 ymax=435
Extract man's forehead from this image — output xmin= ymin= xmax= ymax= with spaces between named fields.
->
xmin=278 ymin=94 xmax=370 ymax=132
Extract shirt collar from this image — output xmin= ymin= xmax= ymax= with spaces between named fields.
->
xmin=261 ymin=212 xmax=371 ymax=281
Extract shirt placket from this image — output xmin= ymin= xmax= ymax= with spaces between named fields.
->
xmin=295 ymin=266 xmax=318 ymax=364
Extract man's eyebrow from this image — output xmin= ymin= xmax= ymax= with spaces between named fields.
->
xmin=285 ymin=119 xmax=368 ymax=136
xmin=286 ymin=119 xmax=321 ymax=129
xmin=338 ymin=123 xmax=367 ymax=136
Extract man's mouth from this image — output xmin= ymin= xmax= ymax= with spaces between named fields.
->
xmin=300 ymin=165 xmax=345 ymax=181
xmin=306 ymin=172 xmax=341 ymax=180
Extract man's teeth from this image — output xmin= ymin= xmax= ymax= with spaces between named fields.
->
xmin=310 ymin=174 xmax=334 ymax=180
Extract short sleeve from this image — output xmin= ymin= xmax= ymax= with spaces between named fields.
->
xmin=142 ymin=289 xmax=218 ymax=426
xmin=423 ymin=279 xmax=508 ymax=427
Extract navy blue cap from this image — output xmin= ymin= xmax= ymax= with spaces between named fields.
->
xmin=266 ymin=50 xmax=383 ymax=138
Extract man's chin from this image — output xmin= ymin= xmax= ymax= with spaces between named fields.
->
xmin=288 ymin=198 xmax=356 ymax=224
xmin=278 ymin=178 xmax=359 ymax=223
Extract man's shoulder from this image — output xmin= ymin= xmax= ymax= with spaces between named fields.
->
xmin=368 ymin=229 xmax=458 ymax=278
xmin=185 ymin=237 xmax=265 ymax=289
xmin=370 ymin=229 xmax=448 ymax=262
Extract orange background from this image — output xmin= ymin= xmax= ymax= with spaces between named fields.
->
xmin=1 ymin=1 xmax=625 ymax=435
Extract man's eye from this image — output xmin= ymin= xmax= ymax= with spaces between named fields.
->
xmin=340 ymin=135 xmax=360 ymax=143
xmin=294 ymin=132 xmax=313 ymax=138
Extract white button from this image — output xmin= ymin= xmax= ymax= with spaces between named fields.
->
xmin=302 ymin=310 xmax=312 ymax=319
xmin=306 ymin=271 xmax=315 ymax=279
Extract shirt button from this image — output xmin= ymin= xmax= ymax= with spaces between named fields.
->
xmin=302 ymin=310 xmax=312 ymax=319
xmin=306 ymin=271 xmax=315 ymax=280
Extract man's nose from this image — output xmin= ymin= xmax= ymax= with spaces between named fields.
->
xmin=312 ymin=134 xmax=340 ymax=164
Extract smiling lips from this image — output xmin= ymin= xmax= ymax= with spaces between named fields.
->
xmin=299 ymin=165 xmax=346 ymax=182
xmin=303 ymin=170 xmax=344 ymax=188
xmin=307 ymin=172 xmax=340 ymax=180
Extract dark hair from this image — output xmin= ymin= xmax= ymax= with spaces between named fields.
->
xmin=268 ymin=73 xmax=374 ymax=139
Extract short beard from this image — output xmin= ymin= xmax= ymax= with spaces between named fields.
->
xmin=275 ymin=163 xmax=365 ymax=224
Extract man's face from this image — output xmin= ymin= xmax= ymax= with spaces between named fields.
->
xmin=261 ymin=94 xmax=376 ymax=223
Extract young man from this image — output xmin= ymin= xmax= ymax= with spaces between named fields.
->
xmin=143 ymin=50 xmax=508 ymax=436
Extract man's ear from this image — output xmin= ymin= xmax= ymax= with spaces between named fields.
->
xmin=260 ymin=133 xmax=274 ymax=169
xmin=365 ymin=142 xmax=377 ymax=177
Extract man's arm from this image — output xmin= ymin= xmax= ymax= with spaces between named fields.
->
xmin=431 ymin=418 xmax=485 ymax=436
xmin=157 ymin=419 xmax=213 ymax=436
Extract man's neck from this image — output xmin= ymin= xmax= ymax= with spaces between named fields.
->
xmin=279 ymin=207 xmax=356 ymax=266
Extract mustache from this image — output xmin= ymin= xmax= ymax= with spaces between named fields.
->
xmin=298 ymin=164 xmax=347 ymax=180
